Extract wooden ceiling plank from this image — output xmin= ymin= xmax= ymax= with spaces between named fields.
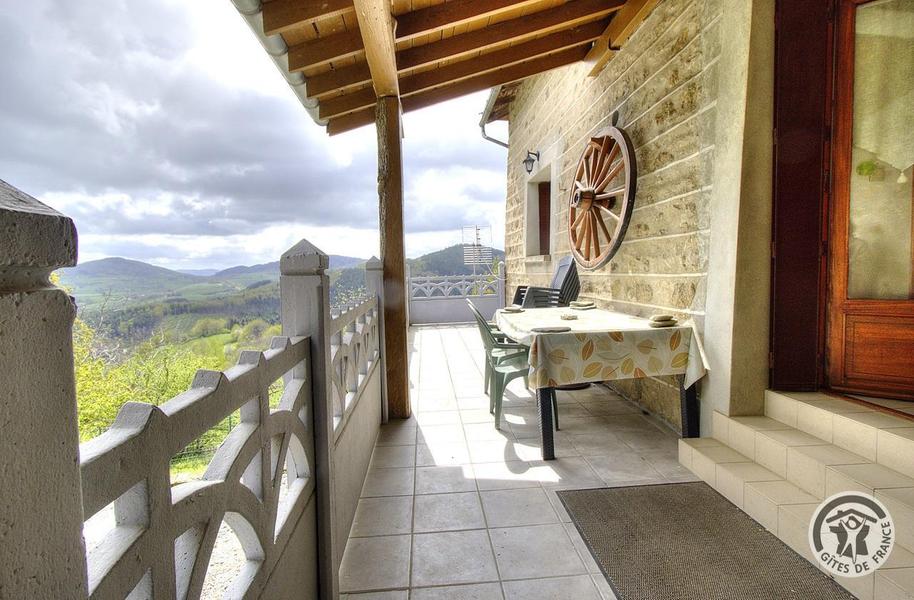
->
xmin=263 ymin=0 xmax=355 ymax=36
xmin=289 ymin=29 xmax=365 ymax=72
xmin=585 ymin=0 xmax=661 ymax=76
xmin=400 ymin=21 xmax=605 ymax=95
xmin=308 ymin=0 xmax=623 ymax=99
xmin=395 ymin=0 xmax=542 ymax=41
xmin=320 ymin=23 xmax=599 ymax=120
xmin=327 ymin=45 xmax=588 ymax=134
xmin=352 ymin=0 xmax=400 ymax=97
xmin=398 ymin=0 xmax=624 ymax=71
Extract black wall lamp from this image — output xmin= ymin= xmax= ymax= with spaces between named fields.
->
xmin=523 ymin=151 xmax=540 ymax=174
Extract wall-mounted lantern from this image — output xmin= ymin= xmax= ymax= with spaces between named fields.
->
xmin=523 ymin=151 xmax=540 ymax=174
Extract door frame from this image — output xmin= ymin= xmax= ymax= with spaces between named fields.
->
xmin=772 ymin=0 xmax=914 ymax=399
xmin=769 ymin=0 xmax=834 ymax=391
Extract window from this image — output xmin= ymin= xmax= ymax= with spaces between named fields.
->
xmin=526 ymin=164 xmax=553 ymax=257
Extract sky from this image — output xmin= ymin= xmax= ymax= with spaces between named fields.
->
xmin=0 ymin=0 xmax=510 ymax=270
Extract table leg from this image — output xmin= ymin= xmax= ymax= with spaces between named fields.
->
xmin=679 ymin=377 xmax=700 ymax=438
xmin=537 ymin=387 xmax=556 ymax=460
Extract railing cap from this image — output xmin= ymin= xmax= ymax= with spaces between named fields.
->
xmin=281 ymin=238 xmax=329 ymax=275
xmin=365 ymin=256 xmax=381 ymax=270
xmin=0 ymin=179 xmax=77 ymax=289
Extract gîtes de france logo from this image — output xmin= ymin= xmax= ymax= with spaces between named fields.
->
xmin=808 ymin=492 xmax=895 ymax=578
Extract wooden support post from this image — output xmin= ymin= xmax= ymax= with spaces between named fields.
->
xmin=376 ymin=95 xmax=411 ymax=419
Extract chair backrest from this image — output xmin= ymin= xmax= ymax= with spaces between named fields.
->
xmin=466 ymin=299 xmax=498 ymax=351
xmin=551 ymin=256 xmax=580 ymax=305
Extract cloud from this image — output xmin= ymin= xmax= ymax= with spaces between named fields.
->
xmin=0 ymin=0 xmax=508 ymax=269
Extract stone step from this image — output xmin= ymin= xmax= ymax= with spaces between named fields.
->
xmin=764 ymin=391 xmax=914 ymax=478
xmin=679 ymin=437 xmax=914 ymax=600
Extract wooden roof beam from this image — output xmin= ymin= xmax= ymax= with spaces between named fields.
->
xmin=289 ymin=0 xmax=553 ymax=74
xmin=584 ymin=0 xmax=661 ymax=76
xmin=396 ymin=0 xmax=542 ymax=41
xmin=307 ymin=0 xmax=626 ymax=99
xmin=327 ymin=45 xmax=590 ymax=135
xmin=319 ymin=22 xmax=602 ymax=120
xmin=353 ymin=0 xmax=399 ymax=97
xmin=288 ymin=29 xmax=365 ymax=73
xmin=262 ymin=0 xmax=355 ymax=36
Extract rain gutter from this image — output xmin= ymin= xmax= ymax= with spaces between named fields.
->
xmin=230 ymin=0 xmax=327 ymax=126
xmin=479 ymin=86 xmax=509 ymax=149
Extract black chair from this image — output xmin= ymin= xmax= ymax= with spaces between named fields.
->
xmin=511 ymin=255 xmax=580 ymax=308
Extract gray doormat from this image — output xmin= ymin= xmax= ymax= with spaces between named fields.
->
xmin=558 ymin=483 xmax=855 ymax=600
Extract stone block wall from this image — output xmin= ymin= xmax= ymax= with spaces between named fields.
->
xmin=503 ymin=0 xmax=722 ymax=430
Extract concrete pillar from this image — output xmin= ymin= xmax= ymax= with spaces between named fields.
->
xmin=279 ymin=240 xmax=338 ymax=600
xmin=364 ymin=257 xmax=388 ymax=423
xmin=703 ymin=0 xmax=775 ymax=424
xmin=497 ymin=261 xmax=506 ymax=307
xmin=0 ymin=180 xmax=87 ymax=597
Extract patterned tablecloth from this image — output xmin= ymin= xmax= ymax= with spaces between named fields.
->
xmin=494 ymin=307 xmax=708 ymax=390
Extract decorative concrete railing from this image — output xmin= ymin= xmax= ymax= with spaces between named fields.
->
xmin=407 ymin=263 xmax=506 ymax=325
xmin=409 ymin=274 xmax=500 ymax=298
xmin=329 ymin=297 xmax=381 ymax=433
xmin=0 ymin=185 xmax=385 ymax=600
xmin=79 ymin=336 xmax=315 ymax=598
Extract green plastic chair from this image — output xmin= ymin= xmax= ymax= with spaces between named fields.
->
xmin=466 ymin=299 xmax=527 ymax=395
xmin=467 ymin=300 xmax=560 ymax=431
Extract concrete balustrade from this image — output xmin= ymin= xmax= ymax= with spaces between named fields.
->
xmin=407 ymin=261 xmax=506 ymax=325
xmin=0 ymin=188 xmax=386 ymax=599
xmin=0 ymin=180 xmax=87 ymax=598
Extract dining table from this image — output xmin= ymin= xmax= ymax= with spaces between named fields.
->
xmin=494 ymin=306 xmax=709 ymax=460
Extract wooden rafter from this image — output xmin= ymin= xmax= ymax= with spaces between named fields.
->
xmin=289 ymin=0 xmax=555 ymax=75
xmin=396 ymin=0 xmax=543 ymax=40
xmin=326 ymin=45 xmax=590 ymax=135
xmin=288 ymin=29 xmax=365 ymax=73
xmin=352 ymin=0 xmax=399 ymax=97
xmin=306 ymin=0 xmax=626 ymax=99
xmin=262 ymin=0 xmax=354 ymax=36
xmin=584 ymin=0 xmax=660 ymax=76
xmin=319 ymin=23 xmax=603 ymax=120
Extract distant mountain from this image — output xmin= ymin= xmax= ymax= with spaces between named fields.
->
xmin=177 ymin=268 xmax=219 ymax=276
xmin=57 ymin=258 xmax=203 ymax=305
xmin=407 ymin=245 xmax=505 ymax=276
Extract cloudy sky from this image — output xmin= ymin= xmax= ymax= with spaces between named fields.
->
xmin=0 ymin=0 xmax=509 ymax=269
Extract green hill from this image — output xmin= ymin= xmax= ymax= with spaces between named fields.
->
xmin=407 ymin=244 xmax=505 ymax=276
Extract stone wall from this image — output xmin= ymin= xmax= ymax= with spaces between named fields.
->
xmin=503 ymin=0 xmax=723 ymax=430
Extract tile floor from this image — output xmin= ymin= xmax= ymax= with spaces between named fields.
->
xmin=340 ymin=325 xmax=698 ymax=600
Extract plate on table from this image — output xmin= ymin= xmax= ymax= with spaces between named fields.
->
xmin=502 ymin=307 xmax=524 ymax=313
xmin=531 ymin=326 xmax=572 ymax=333
xmin=649 ymin=319 xmax=678 ymax=328
xmin=570 ymin=300 xmax=595 ymax=307
xmin=571 ymin=305 xmax=596 ymax=310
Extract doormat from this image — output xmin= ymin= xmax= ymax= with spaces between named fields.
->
xmin=558 ymin=482 xmax=855 ymax=599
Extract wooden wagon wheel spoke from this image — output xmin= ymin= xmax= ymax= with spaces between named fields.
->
xmin=594 ymin=208 xmax=614 ymax=241
xmin=567 ymin=123 xmax=636 ymax=270
xmin=593 ymin=143 xmax=620 ymax=191
xmin=595 ymin=157 xmax=625 ymax=192
xmin=589 ymin=212 xmax=602 ymax=257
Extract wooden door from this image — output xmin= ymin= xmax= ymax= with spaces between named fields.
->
xmin=827 ymin=0 xmax=914 ymax=399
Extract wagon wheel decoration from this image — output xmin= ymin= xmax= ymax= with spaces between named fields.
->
xmin=568 ymin=120 xmax=637 ymax=270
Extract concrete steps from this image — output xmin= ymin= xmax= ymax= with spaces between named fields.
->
xmin=679 ymin=391 xmax=914 ymax=600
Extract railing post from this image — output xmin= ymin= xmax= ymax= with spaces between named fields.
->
xmin=365 ymin=257 xmax=388 ymax=423
xmin=0 ymin=181 xmax=88 ymax=598
xmin=280 ymin=239 xmax=338 ymax=600
xmin=497 ymin=260 xmax=506 ymax=308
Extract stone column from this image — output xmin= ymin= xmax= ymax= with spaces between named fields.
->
xmin=279 ymin=239 xmax=338 ymax=600
xmin=364 ymin=257 xmax=388 ymax=423
xmin=0 ymin=180 xmax=87 ymax=597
